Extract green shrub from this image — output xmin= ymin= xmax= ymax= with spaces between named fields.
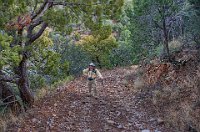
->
xmin=61 ymin=44 xmax=91 ymax=75
xmin=109 ymin=44 xmax=141 ymax=67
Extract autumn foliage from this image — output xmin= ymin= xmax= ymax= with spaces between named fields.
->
xmin=6 ymin=14 xmax=31 ymax=30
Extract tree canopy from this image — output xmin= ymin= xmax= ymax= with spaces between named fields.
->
xmin=0 ymin=0 xmax=124 ymax=109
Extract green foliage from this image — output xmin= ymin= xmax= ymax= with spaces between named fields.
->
xmin=132 ymin=0 xmax=182 ymax=58
xmin=61 ymin=44 xmax=91 ymax=75
xmin=30 ymin=30 xmax=58 ymax=75
xmin=77 ymin=26 xmax=118 ymax=67
xmin=110 ymin=0 xmax=146 ymax=66
xmin=28 ymin=29 xmax=70 ymax=89
xmin=0 ymin=0 xmax=28 ymax=28
xmin=51 ymin=76 xmax=73 ymax=88
xmin=184 ymin=0 xmax=200 ymax=44
xmin=29 ymin=74 xmax=46 ymax=90
xmin=133 ymin=0 xmax=152 ymax=15
xmin=0 ymin=0 xmax=125 ymax=109
xmin=188 ymin=0 xmax=200 ymax=13
xmin=133 ymin=0 xmax=177 ymax=15
xmin=41 ymin=0 xmax=124 ymax=35
xmin=109 ymin=45 xmax=133 ymax=67
xmin=0 ymin=33 xmax=21 ymax=69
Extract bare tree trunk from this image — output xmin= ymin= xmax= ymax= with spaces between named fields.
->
xmin=17 ymin=55 xmax=34 ymax=107
xmin=15 ymin=27 xmax=34 ymax=108
xmin=163 ymin=18 xmax=170 ymax=59
xmin=162 ymin=7 xmax=170 ymax=61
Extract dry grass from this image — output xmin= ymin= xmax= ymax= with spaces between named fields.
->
xmin=35 ymin=86 xmax=49 ymax=100
xmin=154 ymin=67 xmax=200 ymax=131
xmin=35 ymin=76 xmax=74 ymax=100
xmin=133 ymin=77 xmax=145 ymax=90
xmin=0 ymin=113 xmax=19 ymax=131
xmin=0 ymin=118 xmax=7 ymax=132
xmin=168 ymin=39 xmax=183 ymax=51
xmin=124 ymin=65 xmax=146 ymax=92
xmin=130 ymin=47 xmax=200 ymax=131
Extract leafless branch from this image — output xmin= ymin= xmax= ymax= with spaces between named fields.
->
xmin=0 ymin=100 xmax=19 ymax=107
xmin=31 ymin=0 xmax=48 ymax=20
xmin=0 ymin=75 xmax=18 ymax=84
xmin=2 ymin=95 xmax=14 ymax=102
xmin=27 ymin=18 xmax=43 ymax=39
xmin=29 ymin=22 xmax=48 ymax=43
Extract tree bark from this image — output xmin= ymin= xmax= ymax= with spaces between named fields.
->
xmin=17 ymin=55 xmax=34 ymax=107
xmin=163 ymin=18 xmax=170 ymax=59
xmin=162 ymin=7 xmax=170 ymax=61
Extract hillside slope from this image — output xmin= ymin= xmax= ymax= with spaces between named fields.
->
xmin=6 ymin=67 xmax=172 ymax=132
xmin=140 ymin=47 xmax=200 ymax=132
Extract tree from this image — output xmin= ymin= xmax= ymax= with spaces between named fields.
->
xmin=0 ymin=0 xmax=124 ymax=107
xmin=111 ymin=0 xmax=147 ymax=66
xmin=0 ymin=33 xmax=22 ymax=113
xmin=29 ymin=29 xmax=68 ymax=89
xmin=185 ymin=0 xmax=200 ymax=44
xmin=133 ymin=0 xmax=181 ymax=60
xmin=77 ymin=26 xmax=118 ymax=68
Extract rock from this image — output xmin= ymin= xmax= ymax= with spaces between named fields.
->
xmin=157 ymin=118 xmax=164 ymax=125
xmin=141 ymin=130 xmax=150 ymax=132
xmin=82 ymin=101 xmax=88 ymax=104
xmin=112 ymin=105 xmax=118 ymax=108
xmin=192 ymin=101 xmax=200 ymax=110
xmin=107 ymin=120 xmax=115 ymax=125
xmin=117 ymin=124 xmax=123 ymax=129
xmin=68 ymin=111 xmax=73 ymax=116
xmin=38 ymin=120 xmax=41 ymax=124
xmin=84 ymin=129 xmax=92 ymax=132
xmin=56 ymin=88 xmax=60 ymax=92
xmin=116 ymin=111 xmax=121 ymax=116
xmin=54 ymin=103 xmax=58 ymax=107
xmin=31 ymin=118 xmax=37 ymax=123
xmin=104 ymin=125 xmax=110 ymax=130
xmin=188 ymin=125 xmax=198 ymax=132
xmin=149 ymin=118 xmax=156 ymax=122
xmin=154 ymin=130 xmax=161 ymax=132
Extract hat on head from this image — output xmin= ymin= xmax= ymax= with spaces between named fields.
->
xmin=89 ymin=63 xmax=95 ymax=67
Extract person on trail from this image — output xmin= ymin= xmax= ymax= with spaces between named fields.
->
xmin=83 ymin=63 xmax=103 ymax=97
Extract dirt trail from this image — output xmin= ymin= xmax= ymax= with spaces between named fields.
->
xmin=7 ymin=67 xmax=169 ymax=132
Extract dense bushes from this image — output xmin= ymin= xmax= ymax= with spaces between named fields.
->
xmin=61 ymin=44 xmax=91 ymax=75
xmin=110 ymin=45 xmax=136 ymax=67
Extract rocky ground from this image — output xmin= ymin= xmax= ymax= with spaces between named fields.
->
xmin=7 ymin=67 xmax=174 ymax=132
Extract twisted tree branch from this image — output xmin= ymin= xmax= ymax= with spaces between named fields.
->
xmin=31 ymin=0 xmax=48 ymax=20
xmin=29 ymin=22 xmax=48 ymax=43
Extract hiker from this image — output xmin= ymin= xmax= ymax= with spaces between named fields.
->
xmin=83 ymin=63 xmax=103 ymax=97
